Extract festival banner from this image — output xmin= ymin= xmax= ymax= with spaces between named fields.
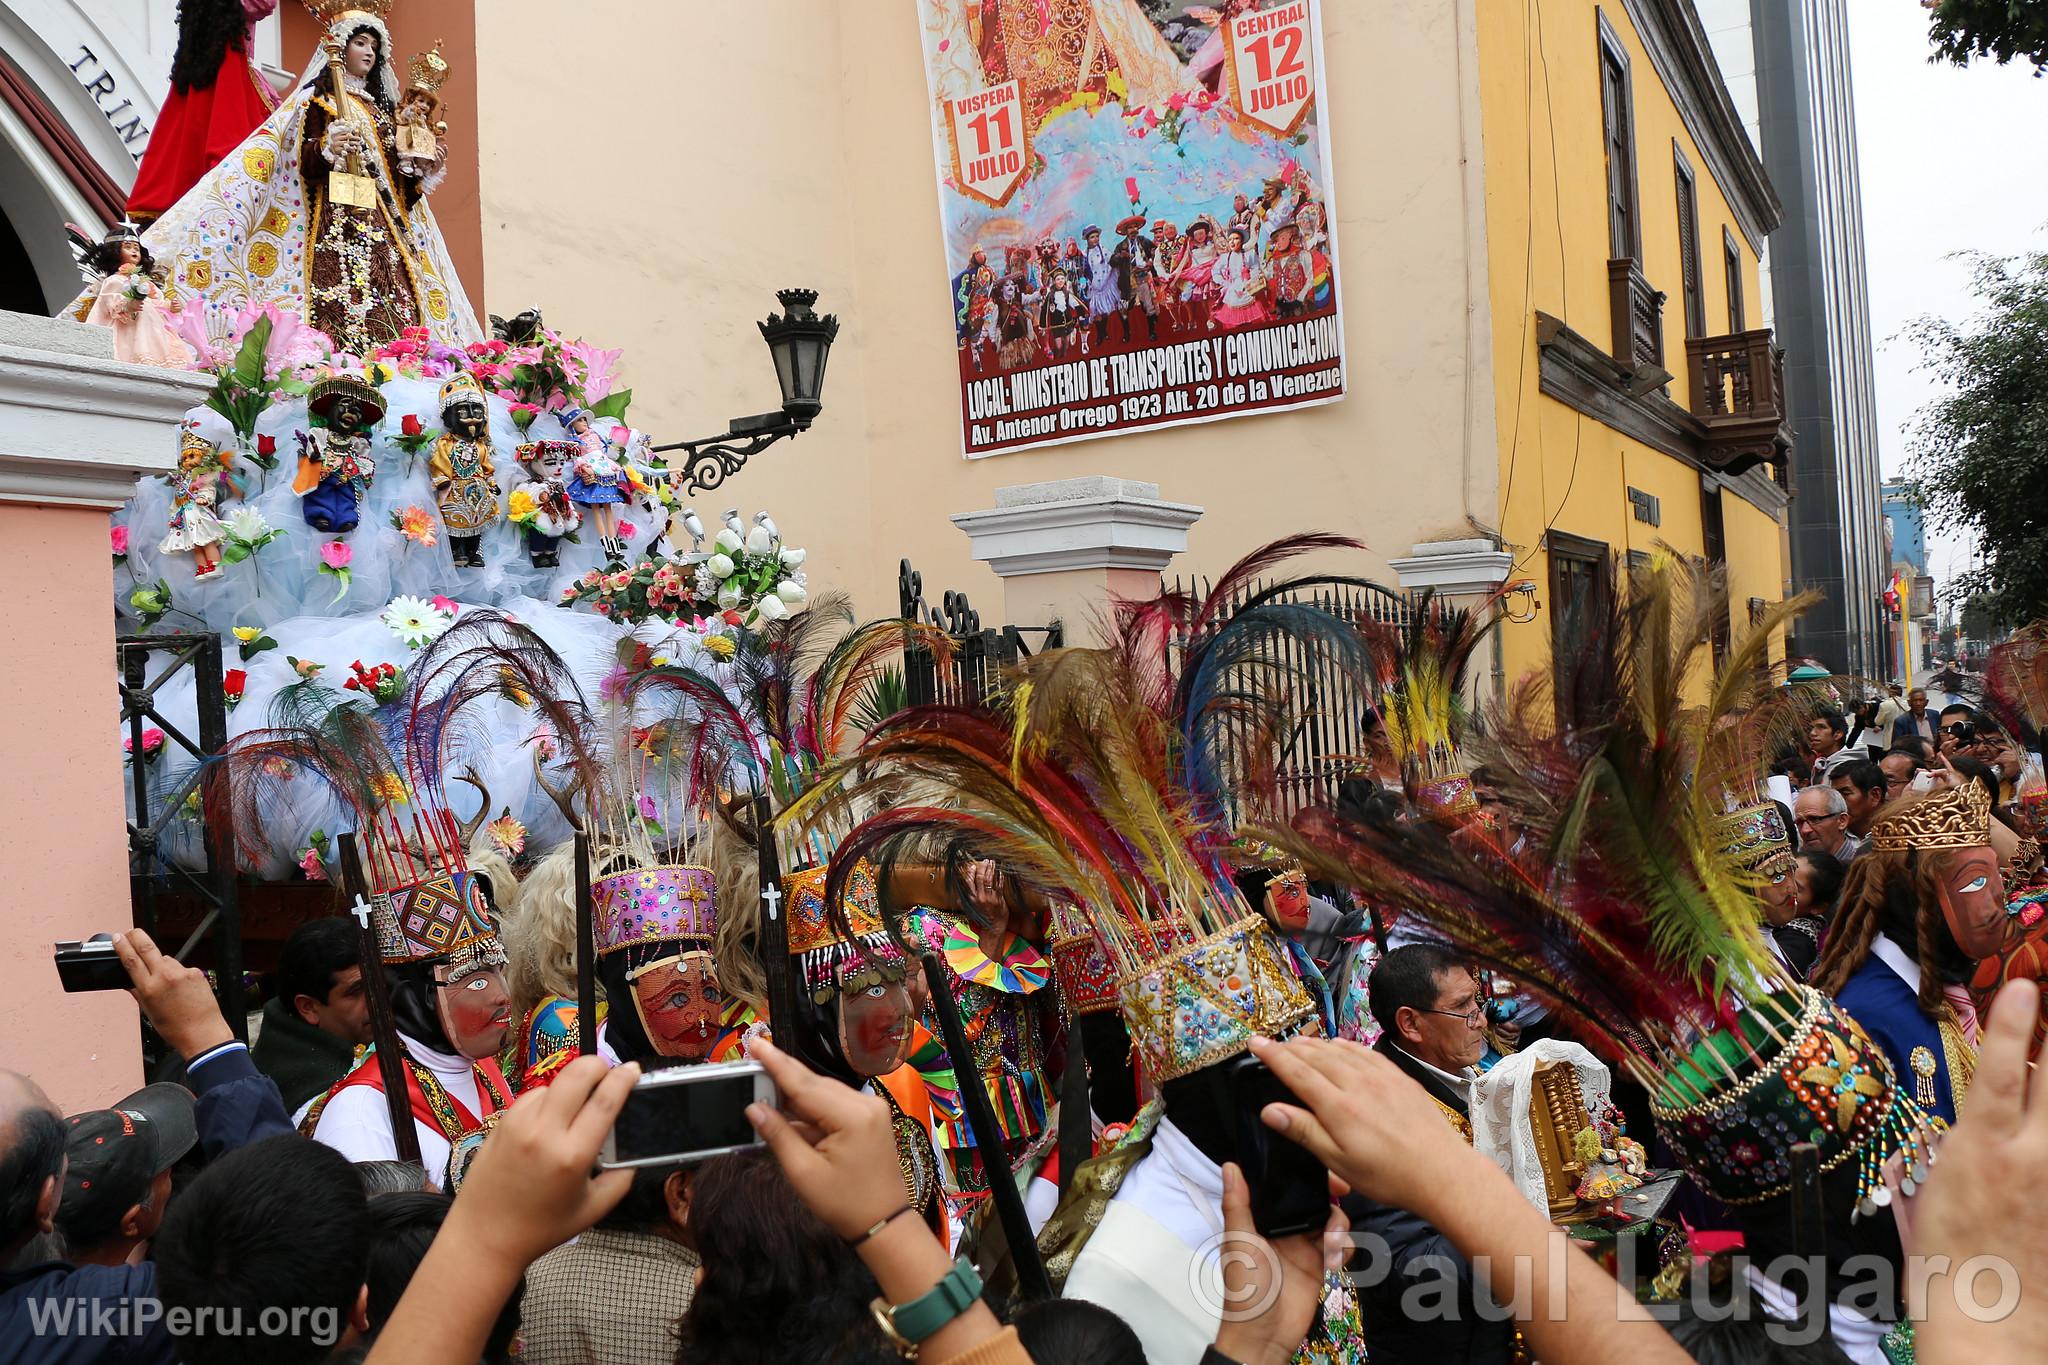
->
xmin=916 ymin=0 xmax=1346 ymax=458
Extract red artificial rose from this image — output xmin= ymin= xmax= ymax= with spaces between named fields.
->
xmin=223 ymin=669 xmax=247 ymax=697
xmin=257 ymin=434 xmax=277 ymax=456
xmin=722 ymin=609 xmax=743 ymax=626
xmin=401 ymin=414 xmax=424 ymax=437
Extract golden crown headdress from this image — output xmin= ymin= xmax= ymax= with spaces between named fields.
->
xmin=177 ymin=429 xmax=223 ymax=470
xmin=408 ymin=41 xmax=449 ymax=94
xmin=1869 ymin=780 xmax=1993 ymax=853
xmin=302 ymin=0 xmax=393 ymax=25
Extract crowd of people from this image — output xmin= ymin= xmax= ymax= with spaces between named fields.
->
xmin=7 ymin=548 xmax=2048 ymax=1365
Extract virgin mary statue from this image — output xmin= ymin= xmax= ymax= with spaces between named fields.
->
xmin=72 ymin=0 xmax=480 ymax=354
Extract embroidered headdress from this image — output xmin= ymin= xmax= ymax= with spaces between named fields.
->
xmin=1869 ymin=781 xmax=1994 ymax=853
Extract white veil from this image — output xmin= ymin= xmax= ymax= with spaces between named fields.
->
xmin=70 ymin=13 xmax=480 ymax=347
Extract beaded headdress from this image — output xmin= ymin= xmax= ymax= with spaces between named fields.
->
xmin=792 ymin=537 xmax=1367 ymax=1082
xmin=592 ymin=865 xmax=718 ymax=956
xmin=308 ymin=372 xmax=386 ymax=424
xmin=1362 ymin=589 xmax=1498 ymax=823
xmin=1715 ymin=801 xmax=1794 ymax=880
xmin=1869 ymin=781 xmax=1993 ymax=853
xmin=437 ymin=371 xmax=485 ymax=410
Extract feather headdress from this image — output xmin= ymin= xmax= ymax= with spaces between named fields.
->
xmin=795 ymin=536 xmax=1371 ymax=1081
xmin=1358 ymin=587 xmax=1501 ymax=820
xmin=1276 ymin=554 xmax=1938 ymax=1214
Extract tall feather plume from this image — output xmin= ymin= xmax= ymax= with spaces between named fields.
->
xmin=1274 ymin=552 xmax=1804 ymax=1092
xmin=203 ymin=679 xmax=400 ymax=871
xmin=1983 ymin=622 xmax=2048 ymax=755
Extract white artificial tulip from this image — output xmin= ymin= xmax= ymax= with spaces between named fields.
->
xmin=715 ymin=528 xmax=744 ymax=553
xmin=717 ymin=584 xmax=742 ymax=610
xmin=776 ymin=580 xmax=808 ymax=604
xmin=780 ymin=546 xmax=807 ymax=569
xmin=746 ymin=526 xmax=773 ymax=555
xmin=756 ymin=594 xmax=790 ymax=622
xmin=707 ymin=554 xmax=735 ymax=579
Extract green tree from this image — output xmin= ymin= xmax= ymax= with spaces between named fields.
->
xmin=1904 ymin=246 xmax=2048 ymax=631
xmin=1924 ymin=0 xmax=2048 ymax=72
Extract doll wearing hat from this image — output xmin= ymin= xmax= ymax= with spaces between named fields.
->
xmin=159 ymin=430 xmax=239 ymax=579
xmin=560 ymin=407 xmax=641 ymax=565
xmin=294 ymin=373 xmax=383 ymax=533
xmin=428 ymin=373 xmax=499 ymax=567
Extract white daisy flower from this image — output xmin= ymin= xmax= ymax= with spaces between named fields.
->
xmin=381 ymin=594 xmax=453 ymax=647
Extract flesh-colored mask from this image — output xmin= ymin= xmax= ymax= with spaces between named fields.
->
xmin=837 ymin=975 xmax=915 ymax=1078
xmin=627 ymin=952 xmax=722 ymax=1062
xmin=434 ymin=965 xmax=511 ymax=1060
xmin=1933 ymin=846 xmax=2009 ymax=961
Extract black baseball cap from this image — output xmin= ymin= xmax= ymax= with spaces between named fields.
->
xmin=57 ymin=1083 xmax=197 ymax=1244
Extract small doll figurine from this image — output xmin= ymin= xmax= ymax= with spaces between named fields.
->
xmin=159 ymin=430 xmax=236 ymax=579
xmin=560 ymin=407 xmax=641 ymax=565
xmin=72 ymin=222 xmax=186 ymax=368
xmin=293 ymin=373 xmax=383 ymax=533
xmin=508 ymin=439 xmax=581 ymax=568
xmin=428 ymin=373 xmax=499 ymax=566
xmin=394 ymin=43 xmax=449 ymax=180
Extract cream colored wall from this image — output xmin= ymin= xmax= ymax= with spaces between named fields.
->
xmin=472 ymin=0 xmax=1497 ymax=622
xmin=0 ymin=504 xmax=142 ymax=1112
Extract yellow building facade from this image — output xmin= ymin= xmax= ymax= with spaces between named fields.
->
xmin=1476 ymin=0 xmax=1793 ymax=688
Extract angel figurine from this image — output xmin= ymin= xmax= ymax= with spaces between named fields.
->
xmin=160 ymin=430 xmax=237 ymax=579
xmin=72 ymin=222 xmax=186 ymax=368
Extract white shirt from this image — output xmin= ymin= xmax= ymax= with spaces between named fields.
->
xmin=1744 ymin=1263 xmax=1890 ymax=1364
xmin=310 ymin=1031 xmax=485 ymax=1179
xmin=1393 ymin=1043 xmax=1478 ymax=1106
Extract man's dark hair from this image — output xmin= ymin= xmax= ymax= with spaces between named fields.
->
xmin=598 ymin=1154 xmax=677 ymax=1234
xmin=1812 ymin=708 xmax=1848 ymax=739
xmin=277 ymin=917 xmax=362 ymax=1013
xmin=1949 ymin=754 xmax=2002 ymax=807
xmin=1012 ymin=1298 xmax=1148 ymax=1365
xmin=0 ymin=1104 xmax=65 ymax=1252
xmin=363 ymin=1191 xmax=519 ymax=1361
xmin=1797 ymin=850 xmax=1848 ymax=919
xmin=1830 ymin=758 xmax=1886 ymax=799
xmin=155 ymin=1135 xmax=370 ymax=1365
xmin=1890 ymin=735 xmax=1934 ymax=763
xmin=1368 ymin=943 xmax=1467 ymax=1042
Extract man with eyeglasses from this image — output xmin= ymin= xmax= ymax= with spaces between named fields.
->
xmin=1347 ymin=944 xmax=1512 ymax=1364
xmin=1793 ymin=785 xmax=1864 ymax=862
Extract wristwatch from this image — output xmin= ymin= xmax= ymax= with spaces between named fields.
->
xmin=870 ymin=1257 xmax=983 ymax=1360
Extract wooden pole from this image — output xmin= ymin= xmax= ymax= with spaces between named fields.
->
xmin=337 ymin=834 xmax=422 ymax=1165
xmin=574 ymin=830 xmax=595 ymax=1057
xmin=756 ymin=795 xmax=799 ymax=1053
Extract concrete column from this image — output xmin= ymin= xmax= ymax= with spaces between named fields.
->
xmin=950 ymin=477 xmax=1204 ymax=646
xmin=0 ymin=312 xmax=209 ymax=1110
xmin=1385 ymin=537 xmax=1513 ymax=599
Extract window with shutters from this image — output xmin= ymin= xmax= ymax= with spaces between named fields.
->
xmin=1597 ymin=12 xmax=1639 ymax=262
xmin=1674 ymin=145 xmax=1704 ymax=338
xmin=1724 ymin=227 xmax=1745 ymax=332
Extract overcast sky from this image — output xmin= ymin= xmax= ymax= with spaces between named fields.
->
xmin=1847 ymin=4 xmax=2046 ymax=588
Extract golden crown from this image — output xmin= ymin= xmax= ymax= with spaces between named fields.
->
xmin=302 ymin=0 xmax=393 ymax=26
xmin=1869 ymin=780 xmax=1993 ymax=853
xmin=408 ymin=40 xmax=449 ymax=93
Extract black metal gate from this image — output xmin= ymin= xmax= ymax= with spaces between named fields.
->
xmin=119 ymin=633 xmax=244 ymax=1043
xmin=1165 ymin=573 xmax=1418 ymax=821
xmin=898 ymin=559 xmax=1063 ymax=706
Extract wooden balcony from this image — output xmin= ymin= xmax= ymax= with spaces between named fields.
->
xmin=1607 ymin=257 xmax=1665 ymax=373
xmin=1685 ymin=329 xmax=1793 ymax=476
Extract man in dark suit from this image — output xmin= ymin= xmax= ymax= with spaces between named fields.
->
xmin=1890 ymin=688 xmax=1938 ymax=745
xmin=1350 ymin=944 xmax=1513 ymax=1364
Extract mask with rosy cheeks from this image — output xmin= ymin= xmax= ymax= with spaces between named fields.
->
xmin=1264 ymin=873 xmax=1311 ymax=933
xmin=433 ymin=966 xmax=511 ymax=1060
xmin=626 ymin=952 xmax=722 ymax=1061
xmin=1932 ymin=846 xmax=2011 ymax=960
xmin=836 ymin=976 xmax=915 ymax=1078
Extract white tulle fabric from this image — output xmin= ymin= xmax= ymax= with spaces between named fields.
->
xmin=1468 ymin=1041 xmax=1617 ymax=1212
xmin=114 ymin=383 xmax=736 ymax=876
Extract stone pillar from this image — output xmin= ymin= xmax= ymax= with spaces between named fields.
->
xmin=951 ymin=477 xmax=1204 ymax=646
xmin=0 ymin=313 xmax=209 ymax=1110
xmin=1386 ymin=537 xmax=1516 ymax=704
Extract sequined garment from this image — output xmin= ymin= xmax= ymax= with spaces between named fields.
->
xmin=300 ymin=86 xmax=423 ymax=354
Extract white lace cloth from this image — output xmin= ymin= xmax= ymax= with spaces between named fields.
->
xmin=1469 ymin=1041 xmax=1616 ymax=1212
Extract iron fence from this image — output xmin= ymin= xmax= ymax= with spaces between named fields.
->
xmin=898 ymin=559 xmax=1063 ymax=706
xmin=119 ymin=633 xmax=244 ymax=1043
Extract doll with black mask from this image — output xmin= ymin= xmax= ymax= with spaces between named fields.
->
xmin=428 ymin=372 xmax=498 ymax=567
xmin=295 ymin=372 xmax=382 ymax=534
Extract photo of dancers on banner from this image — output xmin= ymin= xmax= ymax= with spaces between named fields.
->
xmin=917 ymin=0 xmax=1346 ymax=456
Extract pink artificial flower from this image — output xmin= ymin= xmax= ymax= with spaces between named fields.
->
xmin=1167 ymin=92 xmax=1187 ymax=112
xmin=110 ymin=525 xmax=129 ymax=555
xmin=298 ymin=847 xmax=328 ymax=881
xmin=319 ymin=541 xmax=352 ymax=570
xmin=617 ymin=521 xmax=637 ymax=541
xmin=636 ymin=793 xmax=658 ymax=821
xmin=1142 ymin=108 xmax=1159 ymax=127
xmin=559 ymin=337 xmax=624 ymax=405
xmin=430 ymin=595 xmax=458 ymax=615
xmin=599 ymin=664 xmax=631 ymax=701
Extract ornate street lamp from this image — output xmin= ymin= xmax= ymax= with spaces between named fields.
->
xmin=651 ymin=288 xmax=841 ymax=495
